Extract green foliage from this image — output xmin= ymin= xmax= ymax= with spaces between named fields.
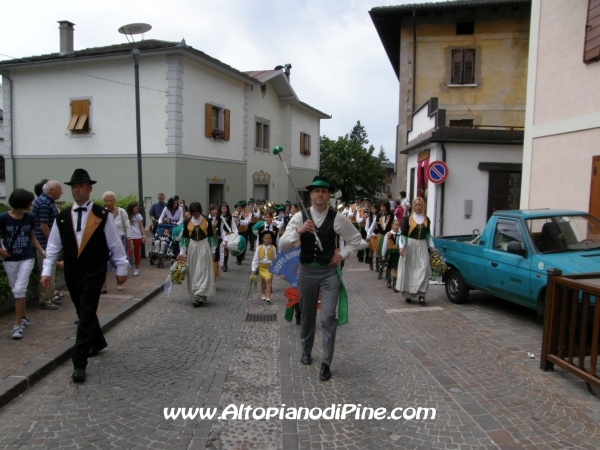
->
xmin=58 ymin=194 xmax=139 ymax=211
xmin=0 ymin=203 xmax=9 ymax=214
xmin=320 ymin=122 xmax=386 ymax=202
xmin=0 ymin=259 xmax=40 ymax=309
xmin=377 ymin=145 xmax=389 ymax=163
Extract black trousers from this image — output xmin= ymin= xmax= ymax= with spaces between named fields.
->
xmin=237 ymin=229 xmax=249 ymax=262
xmin=65 ymin=266 xmax=107 ymax=370
xmin=357 ymin=226 xmax=366 ymax=260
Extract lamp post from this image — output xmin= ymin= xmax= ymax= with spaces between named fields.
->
xmin=118 ymin=23 xmax=152 ymax=257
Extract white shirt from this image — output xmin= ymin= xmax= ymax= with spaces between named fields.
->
xmin=43 ymin=201 xmax=129 ymax=277
xmin=219 ymin=214 xmax=238 ymax=239
xmin=158 ymin=206 xmax=184 ymax=225
xmin=130 ymin=213 xmax=144 ymax=239
xmin=279 ymin=208 xmax=364 ymax=260
xmin=251 ymin=244 xmax=277 ymax=272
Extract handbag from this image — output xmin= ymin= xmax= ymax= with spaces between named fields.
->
xmin=222 ymin=219 xmax=246 ymax=257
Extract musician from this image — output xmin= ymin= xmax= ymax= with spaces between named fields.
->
xmin=248 ymin=198 xmax=261 ymax=251
xmin=234 ymin=201 xmax=252 ymax=265
xmin=280 ymin=176 xmax=363 ymax=382
xmin=274 ymin=204 xmax=289 ymax=248
xmin=255 ymin=210 xmax=279 ymax=251
xmin=346 ymin=196 xmax=365 ymax=261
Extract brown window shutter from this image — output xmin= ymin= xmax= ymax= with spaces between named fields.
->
xmin=584 ymin=0 xmax=600 ymax=63
xmin=300 ymin=132 xmax=305 ymax=155
xmin=307 ymin=134 xmax=311 ymax=155
xmin=224 ymin=109 xmax=231 ymax=141
xmin=451 ymin=49 xmax=463 ymax=84
xmin=67 ymin=100 xmax=81 ymax=131
xmin=463 ymin=50 xmax=475 ymax=84
xmin=205 ymin=103 xmax=213 ymax=137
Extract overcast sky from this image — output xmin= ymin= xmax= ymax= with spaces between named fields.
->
xmin=1 ymin=0 xmax=439 ymax=162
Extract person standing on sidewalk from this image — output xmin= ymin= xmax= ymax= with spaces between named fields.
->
xmin=127 ymin=201 xmax=146 ymax=277
xmin=41 ymin=169 xmax=129 ymax=383
xmin=280 ymin=176 xmax=363 ymax=382
xmin=32 ymin=180 xmax=63 ymax=310
xmin=0 ymin=189 xmax=46 ymax=339
xmin=148 ymin=193 xmax=166 ymax=227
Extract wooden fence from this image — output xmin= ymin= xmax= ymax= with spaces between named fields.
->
xmin=540 ymin=269 xmax=600 ymax=391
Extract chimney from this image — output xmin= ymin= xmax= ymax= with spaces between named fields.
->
xmin=58 ymin=21 xmax=75 ymax=54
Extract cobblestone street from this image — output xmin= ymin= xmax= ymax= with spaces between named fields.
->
xmin=1 ymin=256 xmax=599 ymax=449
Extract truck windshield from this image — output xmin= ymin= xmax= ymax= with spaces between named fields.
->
xmin=526 ymin=215 xmax=600 ymax=253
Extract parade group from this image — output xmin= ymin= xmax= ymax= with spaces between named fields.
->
xmin=1 ymin=170 xmax=438 ymax=383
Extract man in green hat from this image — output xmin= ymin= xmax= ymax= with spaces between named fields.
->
xmin=280 ymin=175 xmax=364 ymax=382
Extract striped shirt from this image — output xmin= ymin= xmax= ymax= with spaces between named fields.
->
xmin=32 ymin=193 xmax=58 ymax=249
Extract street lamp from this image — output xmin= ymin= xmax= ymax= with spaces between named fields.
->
xmin=118 ymin=23 xmax=151 ymax=257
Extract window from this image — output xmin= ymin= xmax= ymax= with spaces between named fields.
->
xmin=0 ymin=156 xmax=5 ymax=181
xmin=456 ymin=22 xmax=474 ymax=35
xmin=451 ymin=49 xmax=475 ymax=85
xmin=67 ymin=99 xmax=90 ymax=134
xmin=255 ymin=119 xmax=270 ymax=150
xmin=492 ymin=219 xmax=524 ymax=253
xmin=205 ymin=103 xmax=230 ymax=141
xmin=300 ymin=132 xmax=311 ymax=156
xmin=584 ymin=0 xmax=600 ymax=63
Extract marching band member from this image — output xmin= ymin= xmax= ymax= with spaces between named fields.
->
xmin=234 ymin=201 xmax=252 ymax=265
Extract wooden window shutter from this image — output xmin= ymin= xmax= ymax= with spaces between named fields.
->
xmin=306 ymin=134 xmax=311 ymax=156
xmin=463 ymin=50 xmax=475 ymax=84
xmin=67 ymin=100 xmax=82 ymax=130
xmin=451 ymin=50 xmax=463 ymax=84
xmin=75 ymin=99 xmax=90 ymax=131
xmin=300 ymin=132 xmax=305 ymax=155
xmin=224 ymin=109 xmax=230 ymax=141
xmin=205 ymin=103 xmax=213 ymax=137
xmin=584 ymin=0 xmax=600 ymax=63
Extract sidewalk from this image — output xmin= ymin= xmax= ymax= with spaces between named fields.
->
xmin=0 ymin=247 xmax=168 ymax=407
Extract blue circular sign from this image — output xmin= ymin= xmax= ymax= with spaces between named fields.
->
xmin=427 ymin=161 xmax=449 ymax=184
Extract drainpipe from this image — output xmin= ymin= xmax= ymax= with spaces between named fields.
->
xmin=2 ymin=73 xmax=15 ymax=192
xmin=439 ymin=144 xmax=447 ymax=236
xmin=412 ymin=9 xmax=417 ymax=113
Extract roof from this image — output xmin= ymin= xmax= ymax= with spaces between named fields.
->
xmin=0 ymin=39 xmax=258 ymax=85
xmin=244 ymin=69 xmax=331 ymax=119
xmin=369 ymin=0 xmax=531 ymax=78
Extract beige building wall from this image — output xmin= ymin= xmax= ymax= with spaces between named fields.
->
xmin=522 ymin=0 xmax=600 ymax=210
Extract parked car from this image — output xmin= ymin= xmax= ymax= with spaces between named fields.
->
xmin=433 ymin=210 xmax=600 ymax=321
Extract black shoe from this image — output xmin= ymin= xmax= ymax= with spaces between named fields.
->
xmin=386 ymin=280 xmax=392 ymax=288
xmin=369 ymin=263 xmax=373 ymax=270
xmin=301 ymin=353 xmax=312 ymax=365
xmin=74 ymin=317 xmax=80 ymax=325
xmin=89 ymin=342 xmax=108 ymax=357
xmin=405 ymin=298 xmax=412 ymax=303
xmin=71 ymin=368 xmax=86 ymax=383
xmin=393 ymin=277 xmax=399 ymax=293
xmin=319 ymin=363 xmax=331 ymax=381
xmin=236 ymin=260 xmax=242 ymax=265
xmin=419 ymin=297 xmax=426 ymax=307
xmin=377 ymin=272 xmax=382 ymax=280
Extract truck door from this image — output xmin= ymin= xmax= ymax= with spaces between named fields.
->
xmin=484 ymin=218 xmax=532 ymax=306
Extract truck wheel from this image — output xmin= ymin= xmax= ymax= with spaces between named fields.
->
xmin=445 ymin=269 xmax=469 ymax=304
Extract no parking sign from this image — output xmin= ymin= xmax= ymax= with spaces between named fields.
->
xmin=427 ymin=161 xmax=449 ymax=184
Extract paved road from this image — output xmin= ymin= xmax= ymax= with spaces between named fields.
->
xmin=1 ymin=257 xmax=599 ymax=449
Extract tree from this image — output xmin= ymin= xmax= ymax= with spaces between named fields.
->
xmin=377 ymin=145 xmax=389 ymax=163
xmin=349 ymin=121 xmax=369 ymax=147
xmin=320 ymin=128 xmax=386 ymax=202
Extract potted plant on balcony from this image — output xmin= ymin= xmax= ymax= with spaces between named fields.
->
xmin=212 ymin=128 xmax=226 ymax=140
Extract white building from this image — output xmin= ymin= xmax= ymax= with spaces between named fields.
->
xmin=0 ymin=21 xmax=329 ymax=213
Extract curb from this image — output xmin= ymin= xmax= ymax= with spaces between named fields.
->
xmin=0 ymin=282 xmax=165 ymax=408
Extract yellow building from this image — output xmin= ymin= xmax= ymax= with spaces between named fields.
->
xmin=371 ymin=0 xmax=531 ymax=235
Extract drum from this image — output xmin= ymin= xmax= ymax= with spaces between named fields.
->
xmin=224 ymin=233 xmax=246 ymax=257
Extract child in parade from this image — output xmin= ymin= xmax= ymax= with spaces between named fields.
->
xmin=251 ymin=229 xmax=277 ymax=303
xmin=364 ymin=204 xmax=378 ymax=270
xmin=381 ymin=219 xmax=401 ymax=292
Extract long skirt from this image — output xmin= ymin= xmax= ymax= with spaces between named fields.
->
xmin=395 ymin=238 xmax=430 ymax=299
xmin=186 ymin=239 xmax=216 ymax=298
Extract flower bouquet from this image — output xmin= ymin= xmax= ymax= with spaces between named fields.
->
xmin=429 ymin=253 xmax=448 ymax=280
xmin=246 ymin=270 xmax=259 ymax=299
xmin=170 ymin=261 xmax=188 ymax=285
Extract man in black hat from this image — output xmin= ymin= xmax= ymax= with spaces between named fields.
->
xmin=40 ymin=169 xmax=129 ymax=383
xmin=280 ymin=176 xmax=364 ymax=381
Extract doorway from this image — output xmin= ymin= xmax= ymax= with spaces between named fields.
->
xmin=589 ymin=156 xmax=600 ymax=219
xmin=209 ymin=184 xmax=224 ymax=207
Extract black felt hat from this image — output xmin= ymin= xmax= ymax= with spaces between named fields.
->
xmin=259 ymin=228 xmax=277 ymax=243
xmin=65 ymin=168 xmax=96 ymax=186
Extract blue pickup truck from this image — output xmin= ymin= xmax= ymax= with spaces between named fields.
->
xmin=433 ymin=210 xmax=600 ymax=321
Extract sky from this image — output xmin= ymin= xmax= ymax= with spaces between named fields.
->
xmin=0 ymin=0 xmax=439 ymax=162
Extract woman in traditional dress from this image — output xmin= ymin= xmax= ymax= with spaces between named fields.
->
xmin=177 ymin=202 xmax=216 ymax=307
xmin=218 ymin=202 xmax=237 ymax=273
xmin=395 ymin=197 xmax=438 ymax=306
xmin=368 ymin=200 xmax=393 ymax=280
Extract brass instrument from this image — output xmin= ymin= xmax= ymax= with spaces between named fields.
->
xmin=261 ymin=201 xmax=274 ymax=214
xmin=336 ymin=202 xmax=346 ymax=211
